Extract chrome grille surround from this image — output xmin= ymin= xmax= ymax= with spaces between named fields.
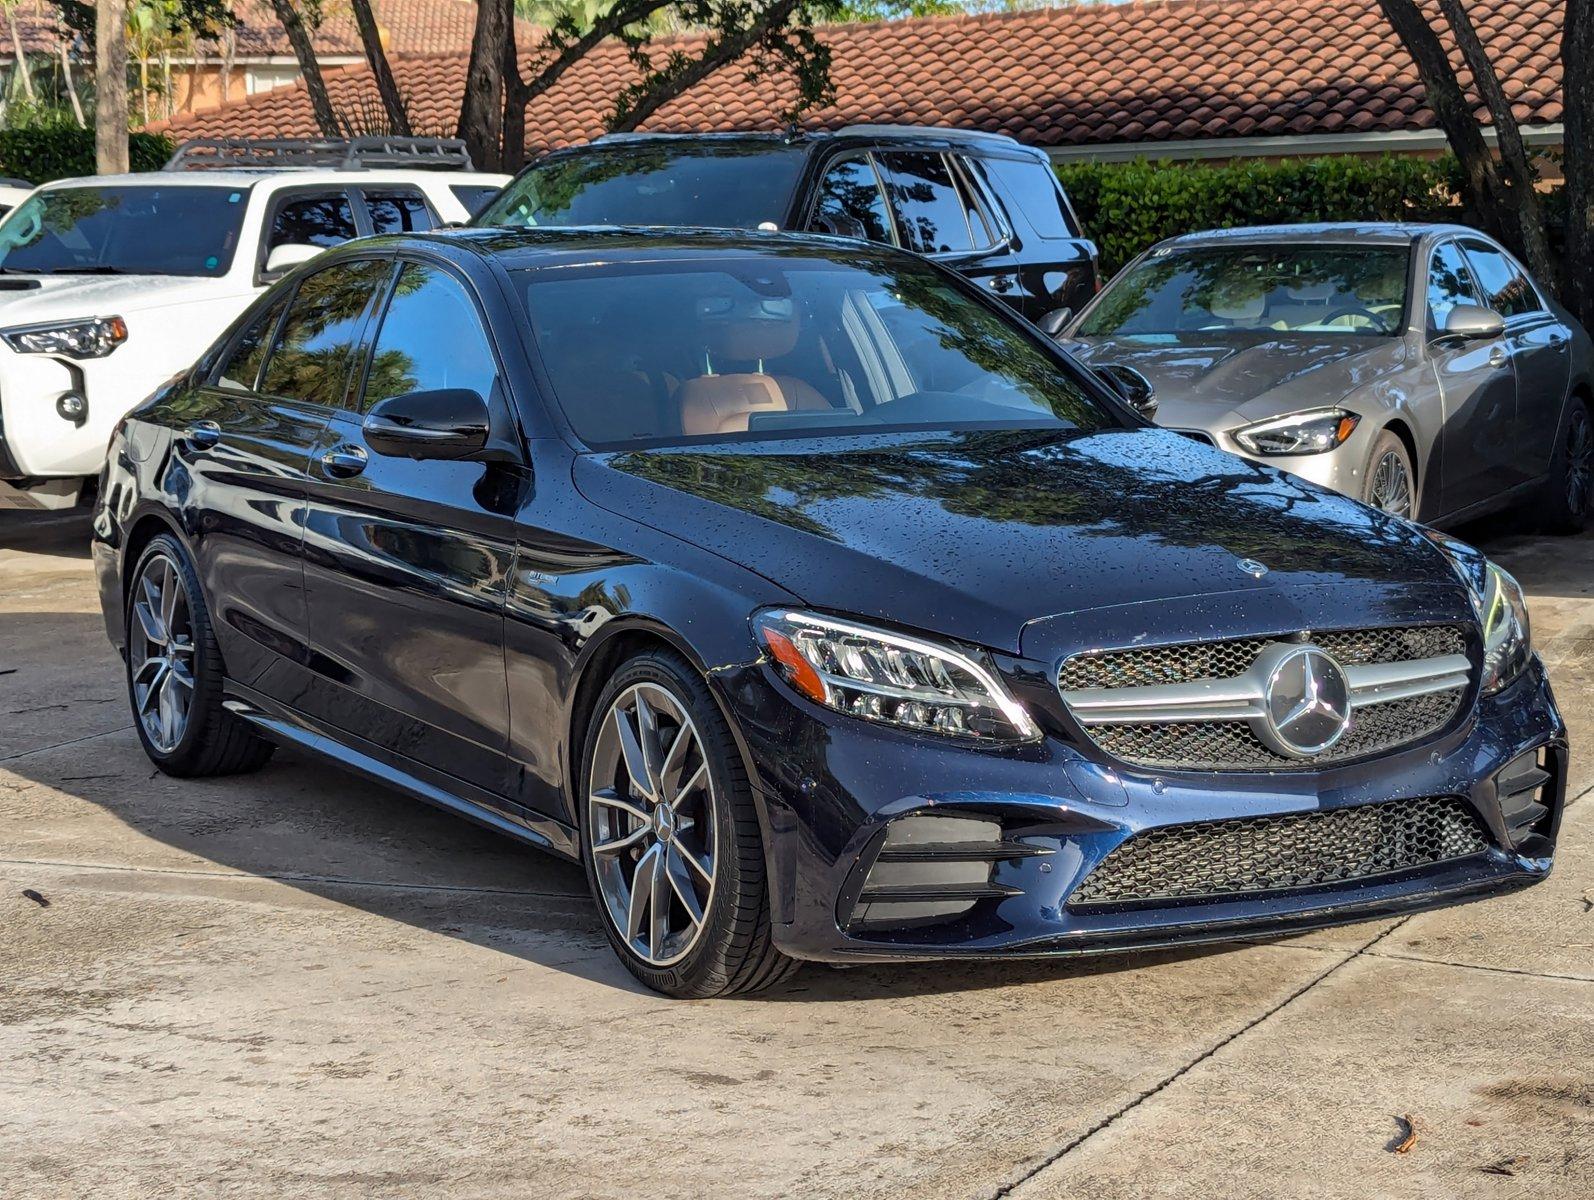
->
xmin=1059 ymin=625 xmax=1471 ymax=772
xmin=1068 ymin=795 xmax=1491 ymax=908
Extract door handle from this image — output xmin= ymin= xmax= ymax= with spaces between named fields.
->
xmin=186 ymin=420 xmax=221 ymax=449
xmin=320 ymin=444 xmax=368 ymax=478
xmin=1488 ymin=345 xmax=1509 ymax=368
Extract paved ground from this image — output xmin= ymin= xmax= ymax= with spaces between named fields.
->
xmin=1 ymin=509 xmax=1589 ymax=1199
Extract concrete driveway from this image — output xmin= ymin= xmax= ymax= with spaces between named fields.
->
xmin=1 ymin=509 xmax=1589 ymax=1199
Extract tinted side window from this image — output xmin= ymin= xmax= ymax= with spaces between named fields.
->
xmin=217 ymin=293 xmax=287 ymax=392
xmin=1427 ymin=242 xmax=1483 ymax=330
xmin=1461 ymin=240 xmax=1541 ymax=318
xmin=974 ymin=156 xmax=1078 ymax=239
xmin=876 ymin=151 xmax=975 ymax=254
xmin=810 ymin=154 xmax=895 ymax=245
xmin=451 ymin=184 xmax=502 ymax=217
xmin=362 ymin=264 xmax=497 ymax=412
xmin=260 ymin=259 xmax=390 ymax=407
xmin=269 ymin=192 xmax=357 ymax=250
xmin=364 ymin=190 xmax=435 ymax=235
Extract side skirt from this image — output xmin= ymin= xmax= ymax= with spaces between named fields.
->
xmin=223 ymin=682 xmax=581 ymax=862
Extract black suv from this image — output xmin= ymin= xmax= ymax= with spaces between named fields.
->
xmin=476 ymin=125 xmax=1100 ymax=324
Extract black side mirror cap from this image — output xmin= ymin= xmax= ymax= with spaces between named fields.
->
xmin=363 ymin=388 xmax=491 ymax=460
xmin=1092 ymin=362 xmax=1158 ymax=422
xmin=1039 ymin=307 xmax=1073 ymax=338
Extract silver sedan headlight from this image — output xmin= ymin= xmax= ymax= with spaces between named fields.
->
xmin=1234 ymin=407 xmax=1360 ymax=456
xmin=1 ymin=315 xmax=128 ymax=359
xmin=1424 ymin=531 xmax=1532 ymax=694
xmin=753 ymin=609 xmax=1039 ymax=742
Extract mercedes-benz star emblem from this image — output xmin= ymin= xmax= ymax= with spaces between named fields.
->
xmin=1257 ymin=645 xmax=1353 ymax=758
xmin=1237 ymin=558 xmax=1269 ymax=578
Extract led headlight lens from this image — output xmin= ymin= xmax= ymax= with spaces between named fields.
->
xmin=2 ymin=315 xmax=128 ymax=359
xmin=1423 ymin=530 xmax=1532 ymax=694
xmin=1234 ymin=407 xmax=1360 ymax=456
xmin=754 ymin=609 xmax=1039 ymax=742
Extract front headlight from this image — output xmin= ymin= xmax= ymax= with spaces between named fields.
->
xmin=1233 ymin=407 xmax=1360 ymax=456
xmin=1424 ymin=531 xmax=1532 ymax=694
xmin=1 ymin=315 xmax=128 ymax=359
xmin=753 ymin=609 xmax=1039 ymax=742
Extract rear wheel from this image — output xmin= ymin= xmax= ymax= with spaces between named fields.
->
xmin=1363 ymin=431 xmax=1415 ymax=519
xmin=580 ymin=649 xmax=797 ymax=998
xmin=1539 ymin=395 xmax=1592 ymax=534
xmin=126 ymin=533 xmax=274 ymax=777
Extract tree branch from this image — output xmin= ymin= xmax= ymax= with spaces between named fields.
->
xmin=349 ymin=0 xmax=412 ymax=135
xmin=267 ymin=0 xmax=340 ymax=137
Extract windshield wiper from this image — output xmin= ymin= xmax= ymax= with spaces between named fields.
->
xmin=45 ymin=266 xmax=134 ymax=275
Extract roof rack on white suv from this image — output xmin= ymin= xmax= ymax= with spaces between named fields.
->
xmin=165 ymin=136 xmax=478 ymax=173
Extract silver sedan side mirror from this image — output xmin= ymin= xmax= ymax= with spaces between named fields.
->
xmin=1443 ymin=304 xmax=1506 ymax=340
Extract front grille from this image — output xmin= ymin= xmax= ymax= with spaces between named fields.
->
xmin=1059 ymin=625 xmax=1469 ymax=771
xmin=1069 ymin=796 xmax=1491 ymax=908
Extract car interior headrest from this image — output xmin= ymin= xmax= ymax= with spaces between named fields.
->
xmin=698 ymin=294 xmax=800 ymax=363
xmin=1207 ymin=291 xmax=1266 ymax=321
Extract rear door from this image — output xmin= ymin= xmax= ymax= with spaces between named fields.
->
xmin=299 ymin=257 xmax=527 ymax=798
xmin=964 ymin=152 xmax=1099 ymax=321
xmin=1424 ymin=238 xmax=1519 ymax=515
xmin=1458 ymin=237 xmax=1572 ymax=482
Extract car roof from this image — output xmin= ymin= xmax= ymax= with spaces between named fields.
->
xmin=1153 ymin=222 xmax=1482 ymax=249
xmin=558 ymin=124 xmax=1035 ymax=156
xmin=39 ymin=169 xmax=509 ymax=191
xmin=392 ymin=224 xmax=908 ymax=269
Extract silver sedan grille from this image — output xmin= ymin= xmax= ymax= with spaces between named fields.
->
xmin=1058 ymin=625 xmax=1471 ymax=771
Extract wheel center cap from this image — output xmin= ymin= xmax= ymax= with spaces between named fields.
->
xmin=654 ymin=806 xmax=675 ymax=842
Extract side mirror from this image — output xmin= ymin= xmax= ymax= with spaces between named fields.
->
xmin=264 ymin=242 xmax=324 ymax=277
xmin=1093 ymin=362 xmax=1158 ymax=421
xmin=363 ymin=388 xmax=490 ymax=460
xmin=1443 ymin=303 xmax=1505 ymax=341
xmin=1039 ymin=307 xmax=1073 ymax=338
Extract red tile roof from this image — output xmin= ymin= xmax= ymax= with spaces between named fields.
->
xmin=153 ymin=0 xmax=1565 ymax=155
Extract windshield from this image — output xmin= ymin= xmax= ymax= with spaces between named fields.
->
xmin=0 ymin=185 xmax=248 ymax=276
xmin=478 ymin=144 xmax=804 ymax=230
xmin=1079 ymin=243 xmax=1411 ymax=338
xmin=519 ymin=248 xmax=1117 ymax=449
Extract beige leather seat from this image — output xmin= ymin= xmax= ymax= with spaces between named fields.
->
xmin=678 ymin=305 xmax=831 ymax=436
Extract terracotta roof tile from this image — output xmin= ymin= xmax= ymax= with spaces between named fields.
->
xmin=154 ymin=0 xmax=1565 ymax=154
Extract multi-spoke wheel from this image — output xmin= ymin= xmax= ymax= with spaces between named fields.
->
xmin=579 ymin=651 xmax=797 ymax=997
xmin=124 ymin=534 xmax=273 ymax=776
xmin=1540 ymin=395 xmax=1592 ymax=534
xmin=1363 ymin=431 xmax=1415 ymax=519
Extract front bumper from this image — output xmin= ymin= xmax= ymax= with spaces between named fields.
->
xmin=718 ymin=654 xmax=1565 ymax=963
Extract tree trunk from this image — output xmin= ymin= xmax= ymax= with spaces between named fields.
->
xmin=267 ymin=0 xmax=341 ymax=137
xmin=458 ymin=0 xmax=511 ymax=169
xmin=500 ymin=17 xmax=527 ymax=171
xmin=7 ymin=12 xmax=36 ymax=103
xmin=60 ymin=42 xmax=86 ymax=127
xmin=1434 ymin=0 xmax=1555 ymax=287
xmin=95 ymin=0 xmax=129 ymax=174
xmin=1566 ymin=0 xmax=1594 ymax=326
xmin=349 ymin=0 xmax=411 ymax=135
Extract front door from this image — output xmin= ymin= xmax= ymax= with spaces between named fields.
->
xmin=299 ymin=259 xmax=527 ymax=798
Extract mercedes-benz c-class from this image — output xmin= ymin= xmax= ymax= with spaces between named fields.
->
xmin=92 ymin=229 xmax=1566 ymax=997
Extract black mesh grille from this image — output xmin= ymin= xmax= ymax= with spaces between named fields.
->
xmin=1069 ymin=796 xmax=1490 ymax=908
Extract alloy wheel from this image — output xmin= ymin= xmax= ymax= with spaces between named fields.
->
xmin=1566 ymin=405 xmax=1592 ymax=518
xmin=1368 ymin=449 xmax=1413 ymax=518
xmin=129 ymin=553 xmax=197 ymax=754
xmin=587 ymin=682 xmax=718 ymax=968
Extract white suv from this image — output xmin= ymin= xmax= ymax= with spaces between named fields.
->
xmin=0 ymin=138 xmax=507 ymax=508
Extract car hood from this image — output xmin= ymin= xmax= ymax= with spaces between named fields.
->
xmin=0 ymin=273 xmax=234 ymax=322
xmin=572 ymin=427 xmax=1461 ymax=654
xmin=1064 ymin=334 xmax=1407 ymax=430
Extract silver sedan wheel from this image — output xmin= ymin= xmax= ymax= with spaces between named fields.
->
xmin=1368 ymin=449 xmax=1413 ymax=518
xmin=129 ymin=553 xmax=197 ymax=754
xmin=1567 ymin=405 xmax=1592 ymax=518
xmin=587 ymin=682 xmax=718 ymax=968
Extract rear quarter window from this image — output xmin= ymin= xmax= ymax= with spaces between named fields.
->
xmin=975 ymin=157 xmax=1079 ymax=240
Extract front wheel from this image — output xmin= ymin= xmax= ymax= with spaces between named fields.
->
xmin=1539 ymin=394 xmax=1592 ymax=534
xmin=1363 ymin=431 xmax=1416 ymax=519
xmin=579 ymin=649 xmax=797 ymax=998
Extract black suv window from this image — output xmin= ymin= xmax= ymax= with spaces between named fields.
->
xmin=363 ymin=190 xmax=435 ymax=235
xmin=1460 ymin=239 xmax=1542 ymax=318
xmin=362 ymin=264 xmax=498 ymax=412
xmin=259 ymin=259 xmax=390 ymax=408
xmin=216 ymin=294 xmax=288 ymax=392
xmin=811 ymin=154 xmax=895 ymax=244
xmin=972 ymin=156 xmax=1077 ymax=239
xmin=1427 ymin=242 xmax=1483 ymax=330
xmin=876 ymin=151 xmax=983 ymax=255
xmin=269 ymin=192 xmax=357 ymax=250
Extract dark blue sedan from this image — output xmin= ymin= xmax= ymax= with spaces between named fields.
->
xmin=91 ymin=228 xmax=1566 ymax=997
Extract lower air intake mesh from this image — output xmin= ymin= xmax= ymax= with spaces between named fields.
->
xmin=1069 ymin=796 xmax=1490 ymax=908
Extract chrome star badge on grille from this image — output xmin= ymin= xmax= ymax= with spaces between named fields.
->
xmin=1257 ymin=644 xmax=1353 ymax=757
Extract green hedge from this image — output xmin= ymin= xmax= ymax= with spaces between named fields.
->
xmin=1056 ymin=156 xmax=1467 ymax=276
xmin=0 ymin=126 xmax=174 ymax=184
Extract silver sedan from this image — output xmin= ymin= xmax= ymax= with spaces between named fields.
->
xmin=1063 ymin=223 xmax=1593 ymax=531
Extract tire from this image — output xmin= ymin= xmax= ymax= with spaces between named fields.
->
xmin=125 ymin=533 xmax=274 ymax=778
xmin=1539 ymin=394 xmax=1592 ymax=535
xmin=578 ymin=648 xmax=798 ymax=998
xmin=1362 ymin=430 xmax=1416 ymax=519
